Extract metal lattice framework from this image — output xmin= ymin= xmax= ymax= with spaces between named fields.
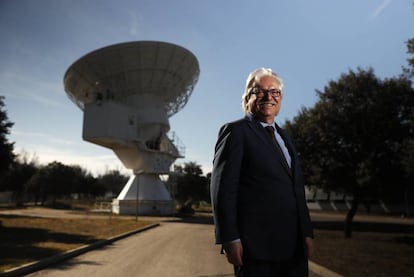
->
xmin=64 ymin=41 xmax=200 ymax=117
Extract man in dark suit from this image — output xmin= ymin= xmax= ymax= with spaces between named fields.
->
xmin=210 ymin=68 xmax=314 ymax=276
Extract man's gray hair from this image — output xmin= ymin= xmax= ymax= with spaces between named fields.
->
xmin=241 ymin=68 xmax=284 ymax=114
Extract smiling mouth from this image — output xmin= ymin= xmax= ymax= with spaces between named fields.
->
xmin=259 ymin=102 xmax=276 ymax=107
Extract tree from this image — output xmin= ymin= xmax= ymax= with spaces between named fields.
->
xmin=1 ymin=150 xmax=40 ymax=205
xmin=403 ymin=38 xmax=414 ymax=79
xmin=80 ymin=173 xmax=105 ymax=199
xmin=172 ymin=161 xmax=209 ymax=209
xmin=2 ymin=161 xmax=38 ymax=206
xmin=25 ymin=164 xmax=48 ymax=205
xmin=0 ymin=96 xmax=15 ymax=183
xmin=97 ymin=169 xmax=129 ymax=198
xmin=68 ymin=165 xmax=104 ymax=199
xmin=284 ymin=68 xmax=414 ymax=237
xmin=400 ymin=139 xmax=414 ymax=217
xmin=25 ymin=161 xmax=89 ymax=205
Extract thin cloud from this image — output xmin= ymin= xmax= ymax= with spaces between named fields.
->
xmin=1 ymin=72 xmax=64 ymax=107
xmin=370 ymin=0 xmax=392 ymax=20
xmin=128 ymin=11 xmax=142 ymax=37
xmin=11 ymin=130 xmax=74 ymax=146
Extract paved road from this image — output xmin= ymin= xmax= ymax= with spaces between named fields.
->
xmin=1 ymin=208 xmax=336 ymax=276
xmin=23 ymin=218 xmax=322 ymax=277
xmin=26 ymin=219 xmax=234 ymax=277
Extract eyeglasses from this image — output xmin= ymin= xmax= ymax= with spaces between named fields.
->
xmin=250 ymin=87 xmax=282 ymax=98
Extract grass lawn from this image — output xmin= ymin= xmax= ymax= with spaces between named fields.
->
xmin=0 ymin=212 xmax=153 ymax=272
xmin=0 ymin=207 xmax=413 ymax=276
xmin=312 ymin=229 xmax=414 ymax=276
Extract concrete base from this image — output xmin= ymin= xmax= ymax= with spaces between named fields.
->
xmin=112 ymin=174 xmax=176 ymax=215
xmin=112 ymin=199 xmax=175 ymax=215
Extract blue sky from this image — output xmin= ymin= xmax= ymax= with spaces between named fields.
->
xmin=1 ymin=0 xmax=413 ymax=176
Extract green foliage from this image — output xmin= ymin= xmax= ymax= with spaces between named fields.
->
xmin=0 ymin=96 xmax=15 ymax=181
xmin=25 ymin=162 xmax=107 ymax=205
xmin=25 ymin=162 xmax=76 ymax=204
xmin=285 ymin=67 xmax=414 ymax=236
xmin=284 ymin=68 xmax=414 ymax=202
xmin=2 ymin=157 xmax=129 ymax=205
xmin=403 ymin=38 xmax=414 ymax=79
xmin=67 ymin=165 xmax=105 ymax=199
xmin=171 ymin=161 xmax=209 ymax=203
xmin=97 ymin=169 xmax=129 ymax=197
xmin=2 ymin=161 xmax=38 ymax=205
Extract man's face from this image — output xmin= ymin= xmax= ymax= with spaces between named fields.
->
xmin=252 ymin=76 xmax=282 ymax=123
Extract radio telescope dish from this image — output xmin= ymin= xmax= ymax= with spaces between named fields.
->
xmin=64 ymin=41 xmax=199 ymax=117
xmin=63 ymin=41 xmax=200 ymax=215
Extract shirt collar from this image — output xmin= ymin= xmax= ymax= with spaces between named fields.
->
xmin=259 ymin=121 xmax=275 ymax=128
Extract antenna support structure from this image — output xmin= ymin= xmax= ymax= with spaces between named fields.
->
xmin=64 ymin=41 xmax=200 ymax=215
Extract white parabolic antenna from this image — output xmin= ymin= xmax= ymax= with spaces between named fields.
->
xmin=64 ymin=41 xmax=200 ymax=215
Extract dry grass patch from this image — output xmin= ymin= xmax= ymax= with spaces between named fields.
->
xmin=0 ymin=214 xmax=153 ymax=272
xmin=312 ymin=229 xmax=414 ymax=277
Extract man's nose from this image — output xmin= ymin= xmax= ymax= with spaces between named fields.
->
xmin=264 ymin=91 xmax=273 ymax=100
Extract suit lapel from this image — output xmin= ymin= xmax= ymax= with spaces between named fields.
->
xmin=246 ymin=116 xmax=293 ymax=178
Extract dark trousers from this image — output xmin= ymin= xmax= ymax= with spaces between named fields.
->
xmin=234 ymin=256 xmax=308 ymax=277
xmin=234 ymin=235 xmax=308 ymax=277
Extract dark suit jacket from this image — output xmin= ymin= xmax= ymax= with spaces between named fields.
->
xmin=210 ymin=115 xmax=313 ymax=261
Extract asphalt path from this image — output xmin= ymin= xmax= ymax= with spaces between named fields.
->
xmin=25 ymin=218 xmax=234 ymax=277
xmin=2 ymin=208 xmax=382 ymax=276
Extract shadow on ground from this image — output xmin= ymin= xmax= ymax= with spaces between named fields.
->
xmin=312 ymin=220 xmax=414 ymax=234
xmin=0 ymin=214 xmax=100 ymax=270
xmin=172 ymin=213 xmax=414 ymax=236
xmin=169 ymin=214 xmax=214 ymax=225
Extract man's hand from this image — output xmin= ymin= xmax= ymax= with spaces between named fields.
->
xmin=305 ymin=237 xmax=314 ymax=260
xmin=223 ymin=241 xmax=243 ymax=266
